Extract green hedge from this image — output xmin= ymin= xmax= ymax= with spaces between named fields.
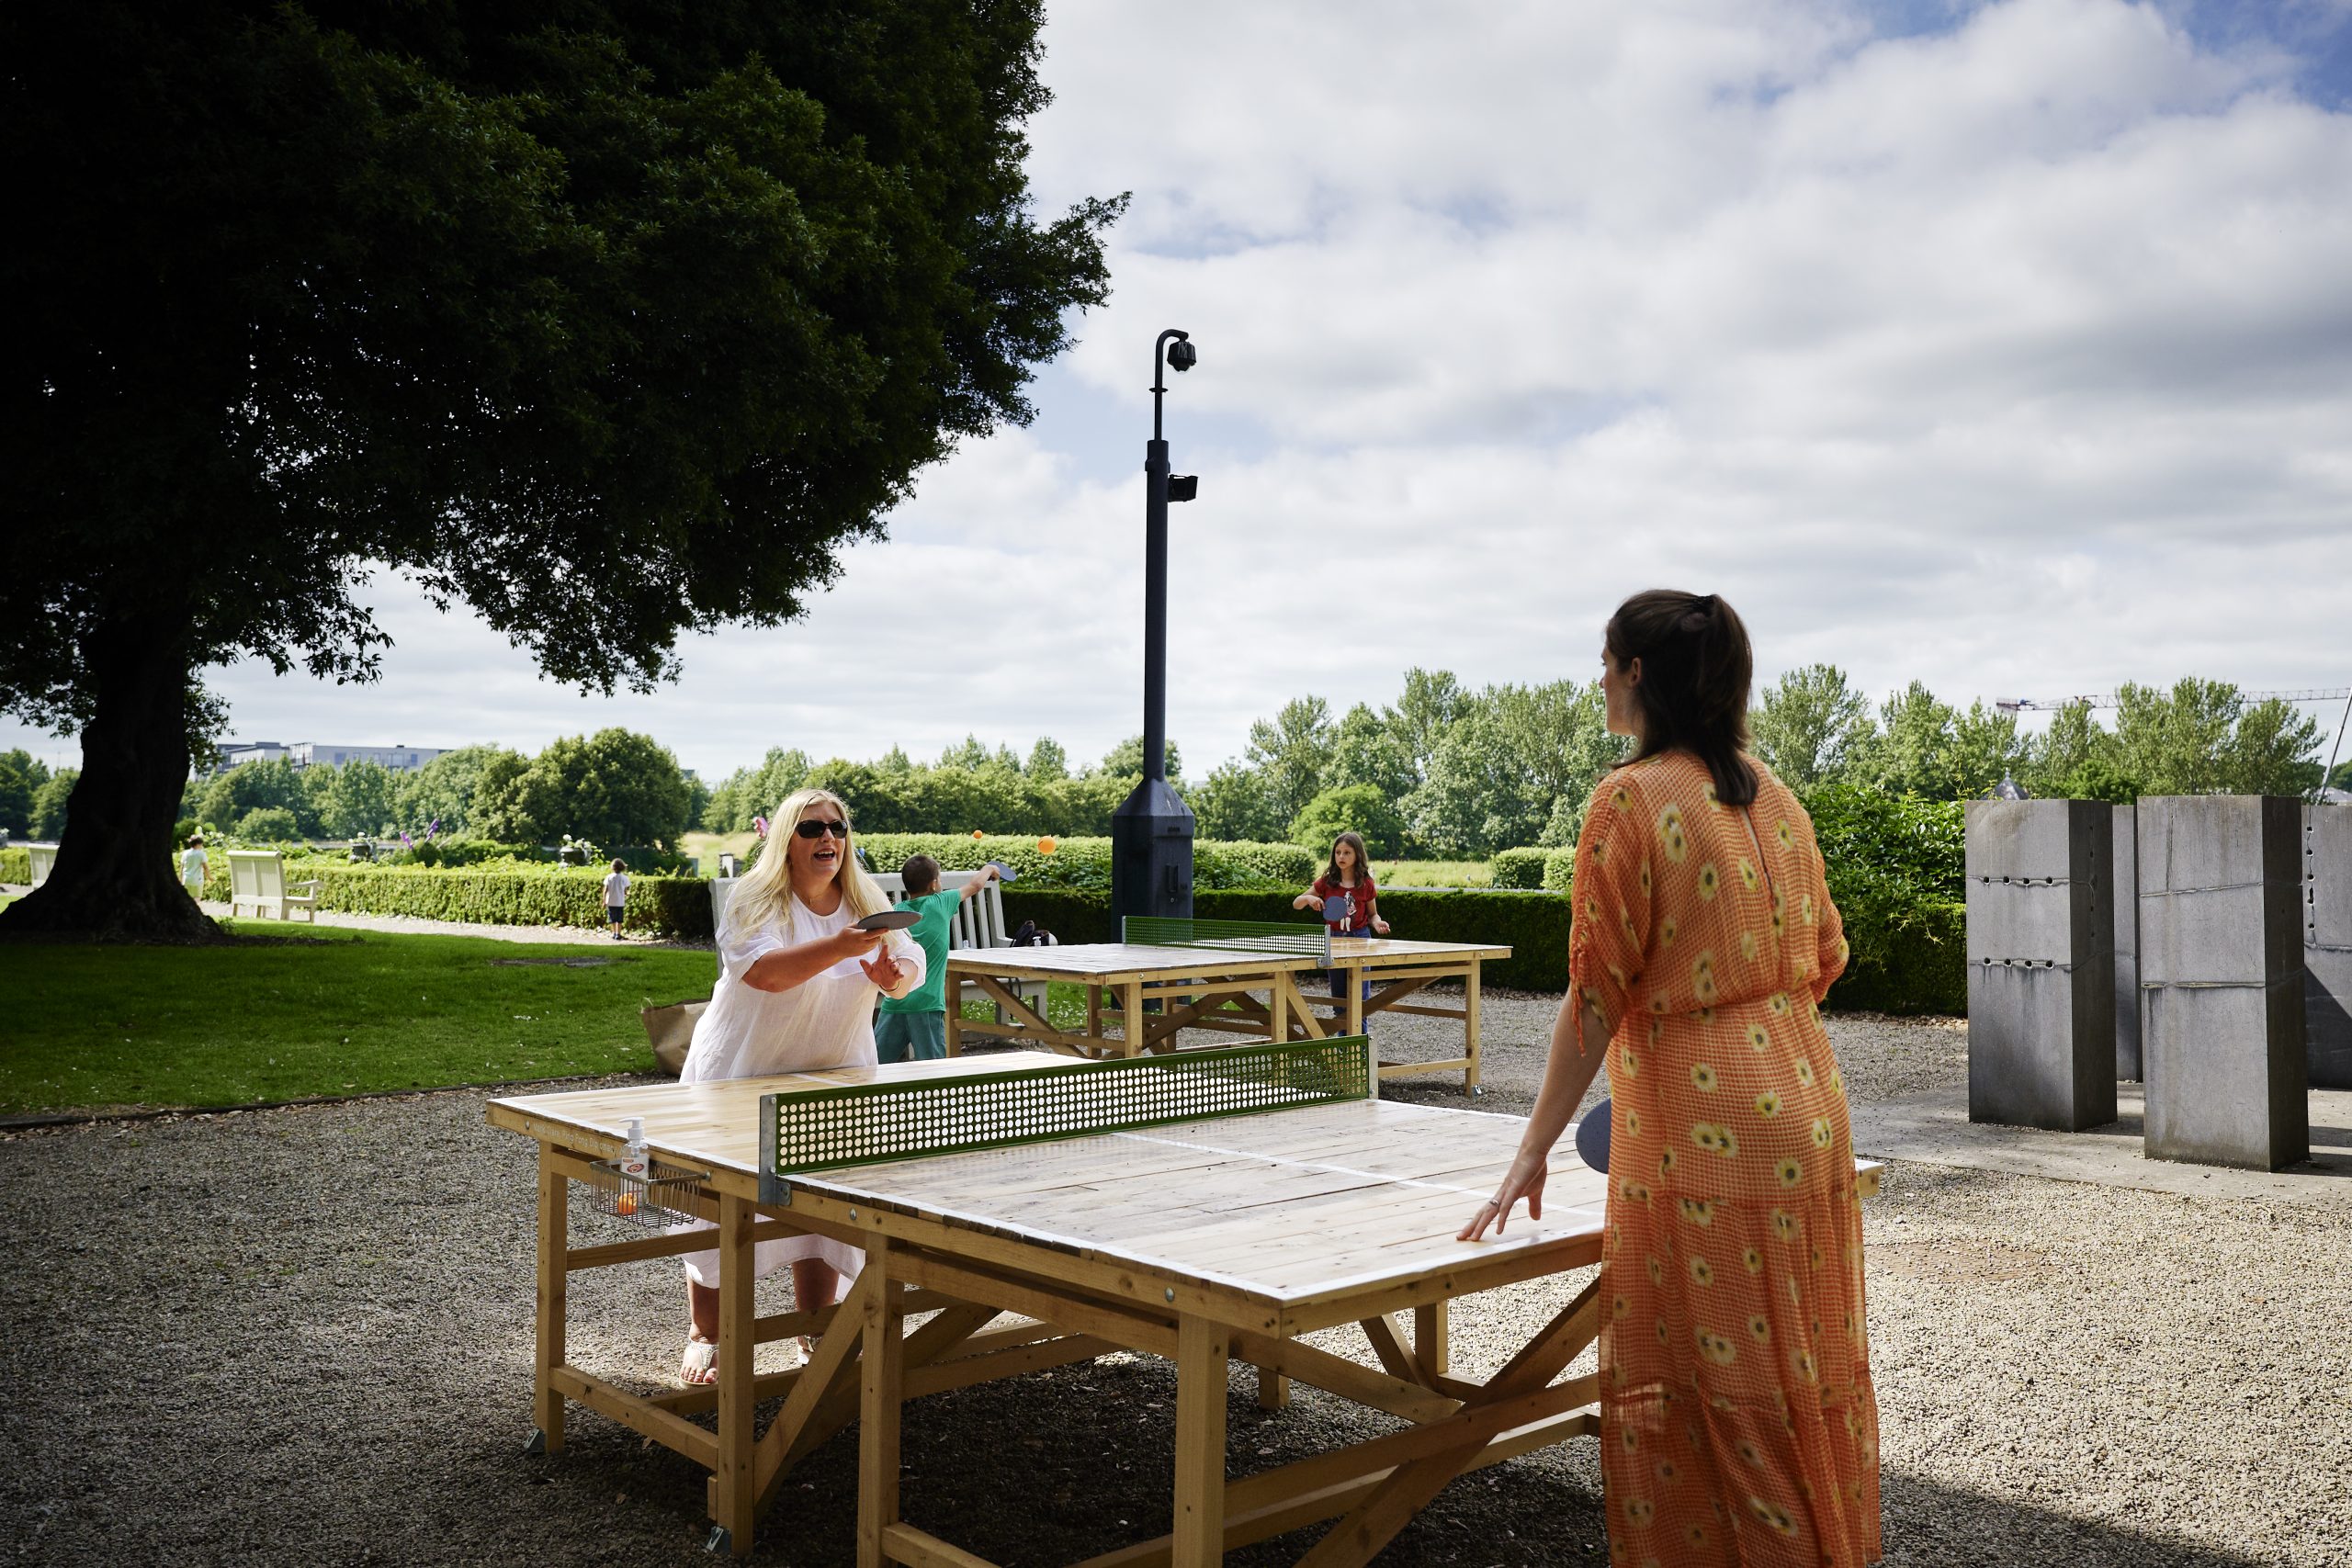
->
xmin=1001 ymin=881 xmax=1959 ymax=1014
xmin=1488 ymin=848 xmax=1547 ymax=889
xmin=850 ymin=833 xmax=1315 ymax=892
xmin=1541 ymin=849 xmax=1576 ymax=892
xmin=0 ymin=847 xmax=28 ymax=884
xmin=1820 ymin=897 xmax=1964 ymax=1016
xmin=191 ymin=860 xmax=711 ymax=936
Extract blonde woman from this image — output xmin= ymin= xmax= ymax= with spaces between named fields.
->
xmin=675 ymin=786 xmax=924 ymax=1385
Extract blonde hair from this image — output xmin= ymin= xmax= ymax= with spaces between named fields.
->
xmin=723 ymin=786 xmax=895 ymax=947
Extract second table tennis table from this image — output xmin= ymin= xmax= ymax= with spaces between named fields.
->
xmin=945 ymin=919 xmax=1511 ymax=1090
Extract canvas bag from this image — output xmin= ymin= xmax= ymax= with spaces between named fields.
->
xmin=639 ymin=997 xmax=707 ymax=1077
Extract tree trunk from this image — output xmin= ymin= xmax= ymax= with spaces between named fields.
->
xmin=2 ymin=631 xmax=221 ymax=942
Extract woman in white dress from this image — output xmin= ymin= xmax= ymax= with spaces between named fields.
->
xmin=676 ymin=785 xmax=925 ymax=1385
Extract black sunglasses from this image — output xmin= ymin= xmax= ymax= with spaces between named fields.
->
xmin=793 ymin=819 xmax=850 ymax=840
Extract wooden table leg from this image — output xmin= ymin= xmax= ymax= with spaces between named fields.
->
xmin=946 ymin=993 xmax=963 ymax=1056
xmin=1413 ymin=1302 xmax=1450 ymax=1382
xmin=1173 ymin=1314 xmax=1230 ymax=1568
xmin=858 ymin=1239 xmax=905 ymax=1568
xmin=1256 ymin=1361 xmax=1291 ymax=1411
xmin=1123 ymin=979 xmax=1147 ymax=1058
xmin=532 ymin=1142 xmax=567 ymax=1454
xmin=1464 ymin=962 xmax=1483 ymax=1093
xmin=1345 ymin=964 xmax=1365 ymax=1039
xmin=713 ymin=1192 xmax=757 ymax=1556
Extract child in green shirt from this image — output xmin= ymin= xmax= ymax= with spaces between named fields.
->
xmin=875 ymin=856 xmax=1001 ymax=1063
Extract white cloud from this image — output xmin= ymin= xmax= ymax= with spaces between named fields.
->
xmin=10 ymin=0 xmax=2349 ymax=783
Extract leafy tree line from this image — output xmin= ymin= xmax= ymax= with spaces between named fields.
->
xmin=702 ymin=735 xmax=1185 ymax=839
xmin=0 ymin=750 xmax=71 ymax=840
xmin=688 ymin=669 xmax=2340 ymax=867
xmin=1749 ymin=669 xmax=2333 ymax=804
xmin=173 ymin=729 xmax=703 ymax=849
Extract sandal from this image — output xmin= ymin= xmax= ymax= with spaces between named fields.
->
xmin=681 ymin=1337 xmax=718 ymax=1386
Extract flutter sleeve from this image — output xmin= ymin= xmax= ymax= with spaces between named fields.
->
xmin=1566 ymin=771 xmax=1654 ymax=1041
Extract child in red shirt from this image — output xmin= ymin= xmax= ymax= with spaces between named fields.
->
xmin=1292 ymin=830 xmax=1389 ymax=999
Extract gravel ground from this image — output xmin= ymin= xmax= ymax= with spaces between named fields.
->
xmin=5 ymin=994 xmax=2346 ymax=1567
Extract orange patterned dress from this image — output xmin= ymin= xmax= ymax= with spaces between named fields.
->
xmin=1568 ymin=751 xmax=1881 ymax=1567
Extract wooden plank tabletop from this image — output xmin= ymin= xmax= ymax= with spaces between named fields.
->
xmin=943 ymin=942 xmax=1326 ymax=983
xmin=492 ymin=1057 xmax=1882 ymax=1312
xmin=1328 ymin=937 xmax=1513 ymax=963
xmin=781 ymin=1097 xmax=1605 ymax=1305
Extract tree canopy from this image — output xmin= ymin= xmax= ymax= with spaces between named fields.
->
xmin=2 ymin=0 xmax=1120 ymax=936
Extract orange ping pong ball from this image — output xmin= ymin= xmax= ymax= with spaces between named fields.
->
xmin=972 ymin=829 xmax=984 ymax=840
xmin=1037 ymin=836 xmax=1057 ymax=855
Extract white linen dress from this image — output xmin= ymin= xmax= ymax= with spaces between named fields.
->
xmin=675 ymin=893 xmax=925 ymax=1289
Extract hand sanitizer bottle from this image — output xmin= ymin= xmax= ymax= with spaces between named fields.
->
xmin=619 ymin=1117 xmax=650 ymax=1181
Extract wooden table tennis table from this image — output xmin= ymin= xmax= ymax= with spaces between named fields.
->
xmin=945 ymin=935 xmax=1511 ymax=1091
xmin=487 ymin=1045 xmax=1879 ymax=1565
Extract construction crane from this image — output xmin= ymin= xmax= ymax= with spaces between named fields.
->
xmin=1993 ymin=687 xmax=2351 ymax=714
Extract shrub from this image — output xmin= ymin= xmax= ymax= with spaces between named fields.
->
xmin=0 ymin=847 xmax=28 ymax=884
xmin=1290 ymin=784 xmax=1406 ymax=859
xmin=997 ymin=880 xmax=1960 ymax=1015
xmin=1541 ymin=849 xmax=1576 ymax=893
xmin=844 ymin=834 xmax=1315 ymax=893
xmin=298 ymin=863 xmax=711 ymax=936
xmin=235 ymin=807 xmax=300 ymax=842
xmin=1488 ymin=848 xmax=1548 ymax=889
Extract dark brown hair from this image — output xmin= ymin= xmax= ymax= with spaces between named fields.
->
xmin=1322 ymin=831 xmax=1372 ymax=886
xmin=900 ymin=853 xmax=941 ymax=896
xmin=1605 ymin=589 xmax=1757 ymax=807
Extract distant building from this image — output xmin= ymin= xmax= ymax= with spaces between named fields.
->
xmin=209 ymin=741 xmax=448 ymax=776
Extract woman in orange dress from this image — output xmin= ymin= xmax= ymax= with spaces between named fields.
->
xmin=1462 ymin=590 xmax=1881 ymax=1566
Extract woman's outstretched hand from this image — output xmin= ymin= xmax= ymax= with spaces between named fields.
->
xmin=861 ymin=947 xmax=906 ymax=990
xmin=1458 ymin=1150 xmax=1548 ymax=1241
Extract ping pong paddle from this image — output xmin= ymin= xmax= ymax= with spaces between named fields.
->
xmin=985 ymin=860 xmax=1018 ymax=884
xmin=854 ymin=910 xmax=922 ymax=932
xmin=1321 ymin=894 xmax=1352 ymax=925
xmin=1573 ymin=1096 xmax=1611 ymax=1174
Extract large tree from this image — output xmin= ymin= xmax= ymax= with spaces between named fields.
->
xmin=2 ymin=2 xmax=1119 ymax=939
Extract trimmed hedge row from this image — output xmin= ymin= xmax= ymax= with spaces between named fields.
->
xmin=190 ymin=860 xmax=713 ymax=937
xmin=851 ymin=833 xmax=1316 ymax=892
xmin=1004 ymin=883 xmax=1959 ymax=1014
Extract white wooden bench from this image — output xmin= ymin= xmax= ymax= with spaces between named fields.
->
xmin=707 ymin=871 xmax=1048 ymax=1019
xmin=226 ymin=850 xmax=321 ymax=921
xmin=26 ymin=843 xmax=56 ymax=888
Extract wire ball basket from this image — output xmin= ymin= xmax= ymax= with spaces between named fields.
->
xmin=584 ymin=1156 xmax=708 ymax=1230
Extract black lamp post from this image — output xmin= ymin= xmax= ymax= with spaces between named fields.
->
xmin=1112 ymin=330 xmax=1200 ymax=923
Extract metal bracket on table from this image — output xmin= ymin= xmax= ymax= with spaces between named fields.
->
xmin=524 ymin=1427 xmax=548 ymax=1457
xmin=706 ymin=1526 xmax=732 ymax=1555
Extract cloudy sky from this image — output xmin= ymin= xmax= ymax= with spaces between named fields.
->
xmin=13 ymin=0 xmax=2351 ymax=782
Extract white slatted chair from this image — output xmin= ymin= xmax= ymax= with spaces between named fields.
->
xmin=27 ymin=843 xmax=57 ymax=888
xmin=225 ymin=850 xmax=320 ymax=921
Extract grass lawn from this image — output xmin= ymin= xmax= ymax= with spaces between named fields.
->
xmin=1371 ymin=859 xmax=1493 ymax=887
xmin=683 ymin=829 xmax=757 ymax=866
xmin=0 ymin=923 xmax=718 ymax=1117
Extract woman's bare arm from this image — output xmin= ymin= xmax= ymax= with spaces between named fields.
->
xmin=741 ymin=926 xmax=881 ymax=993
xmin=1458 ymin=995 xmax=1611 ymax=1239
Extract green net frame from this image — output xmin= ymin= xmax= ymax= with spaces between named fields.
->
xmin=760 ymin=1036 xmax=1371 ymax=1194
xmin=1121 ymin=916 xmax=1332 ymax=962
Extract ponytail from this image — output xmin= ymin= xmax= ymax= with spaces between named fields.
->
xmin=1605 ymin=589 xmax=1757 ymax=807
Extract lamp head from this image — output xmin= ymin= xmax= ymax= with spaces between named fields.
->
xmin=1165 ymin=337 xmax=1197 ymax=373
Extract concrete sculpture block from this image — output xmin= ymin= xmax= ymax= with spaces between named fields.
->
xmin=1965 ymin=799 xmax=2116 ymax=1132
